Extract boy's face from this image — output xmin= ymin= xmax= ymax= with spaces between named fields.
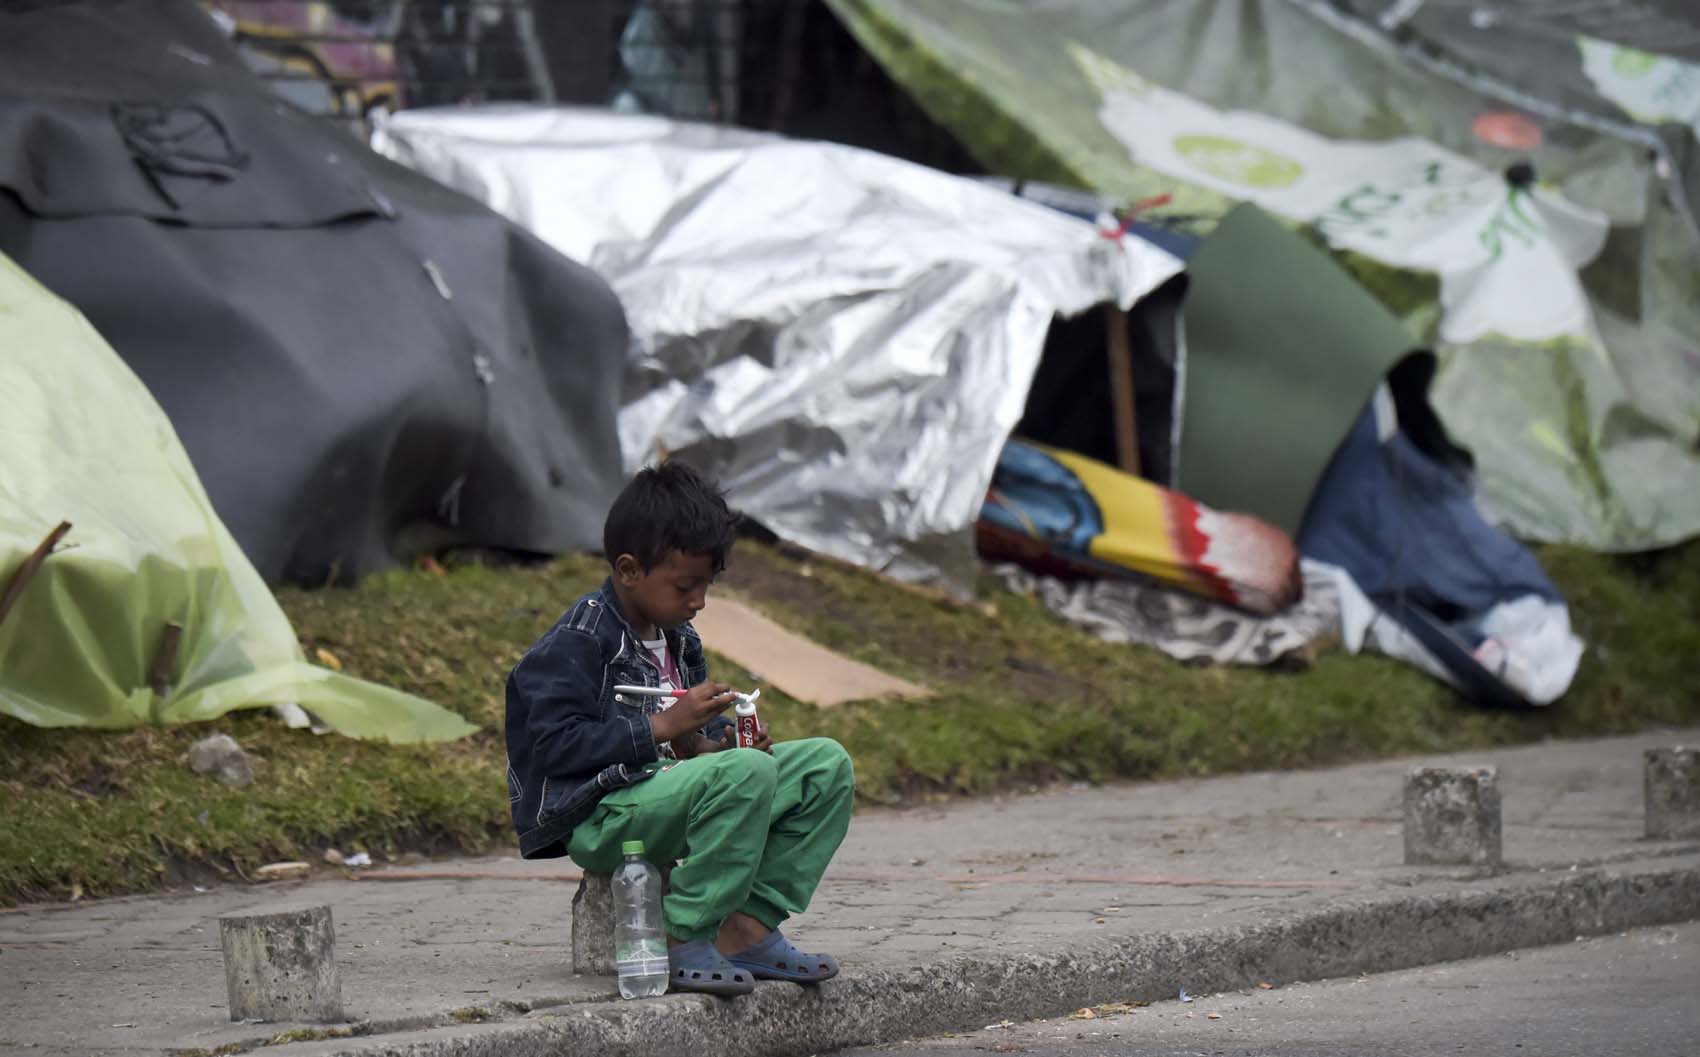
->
xmin=614 ymin=549 xmax=717 ymax=631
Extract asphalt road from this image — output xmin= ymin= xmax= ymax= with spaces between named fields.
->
xmin=840 ymin=921 xmax=1700 ymax=1057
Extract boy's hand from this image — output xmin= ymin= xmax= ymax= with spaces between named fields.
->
xmin=648 ymin=681 xmax=735 ymax=744
xmin=666 ymin=722 xmax=773 ymax=757
xmin=700 ymin=722 xmax=771 ymax=755
xmin=743 ymin=722 xmax=773 ymax=754
xmin=668 ymin=730 xmax=721 ymax=759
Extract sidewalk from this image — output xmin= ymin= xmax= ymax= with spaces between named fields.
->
xmin=3 ymin=729 xmax=1696 ymax=1057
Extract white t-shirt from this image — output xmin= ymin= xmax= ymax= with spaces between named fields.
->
xmin=642 ymin=634 xmax=688 ymax=759
xmin=641 ymin=635 xmax=683 ymax=705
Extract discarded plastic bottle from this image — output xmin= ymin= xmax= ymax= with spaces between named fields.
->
xmin=612 ymin=839 xmax=669 ymax=999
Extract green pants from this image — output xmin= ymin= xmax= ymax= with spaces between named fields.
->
xmin=567 ymin=737 xmax=854 ymax=942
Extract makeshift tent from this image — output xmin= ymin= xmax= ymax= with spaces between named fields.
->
xmin=996 ymin=193 xmax=1582 ymax=701
xmin=0 ymin=250 xmax=473 ymax=741
xmin=376 ymin=101 xmax=1582 ymax=700
xmin=1171 ymin=202 xmax=1581 ymax=702
xmin=827 ymin=0 xmax=1700 ymax=553
xmin=372 ymin=105 xmax=1183 ymax=585
xmin=0 ymin=0 xmax=628 ymax=585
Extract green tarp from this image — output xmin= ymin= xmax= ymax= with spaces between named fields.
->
xmin=1180 ymin=204 xmax=1423 ymax=535
xmin=0 ymin=252 xmax=475 ymax=742
xmin=829 ymin=0 xmax=1700 ymax=551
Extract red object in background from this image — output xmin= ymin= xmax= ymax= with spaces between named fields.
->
xmin=1473 ymin=111 xmax=1544 ymax=152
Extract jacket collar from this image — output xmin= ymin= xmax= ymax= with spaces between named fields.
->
xmin=597 ymin=577 xmax=698 ymax=651
xmin=596 ymin=577 xmax=638 ymax=639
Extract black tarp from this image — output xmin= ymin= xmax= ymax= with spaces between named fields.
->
xmin=0 ymin=0 xmax=627 ymax=583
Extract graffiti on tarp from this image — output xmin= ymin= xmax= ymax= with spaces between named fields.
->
xmin=203 ymin=1 xmax=549 ymax=119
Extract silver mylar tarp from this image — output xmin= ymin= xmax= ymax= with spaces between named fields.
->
xmin=373 ymin=106 xmax=1182 ymax=583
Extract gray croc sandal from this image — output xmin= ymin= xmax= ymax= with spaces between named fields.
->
xmin=729 ymin=930 xmax=840 ymax=984
xmin=667 ymin=939 xmax=756 ymax=996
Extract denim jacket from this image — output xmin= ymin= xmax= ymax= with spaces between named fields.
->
xmin=504 ymin=578 xmax=728 ymax=858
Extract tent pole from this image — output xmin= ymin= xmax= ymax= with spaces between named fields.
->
xmin=0 ymin=520 xmax=72 ymax=630
xmin=1105 ymin=305 xmax=1141 ymax=476
xmin=150 ymin=622 xmax=184 ymax=698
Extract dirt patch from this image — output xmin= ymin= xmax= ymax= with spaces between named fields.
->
xmin=71 ymin=762 xmax=125 ymax=799
xmin=719 ymin=545 xmax=853 ymax=621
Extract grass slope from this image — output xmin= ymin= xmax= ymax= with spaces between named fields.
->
xmin=2 ymin=541 xmax=1695 ymax=905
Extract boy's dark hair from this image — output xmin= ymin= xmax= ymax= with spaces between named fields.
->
xmin=603 ymin=461 xmax=738 ymax=572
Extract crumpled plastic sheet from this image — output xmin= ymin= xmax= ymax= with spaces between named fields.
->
xmin=1312 ymin=561 xmax=1582 ymax=705
xmin=996 ymin=549 xmax=1582 ymax=697
xmin=991 ymin=560 xmax=1342 ymax=668
xmin=372 ymin=107 xmax=1182 ymax=584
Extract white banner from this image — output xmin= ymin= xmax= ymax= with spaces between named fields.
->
xmin=1068 ymin=43 xmax=1608 ymax=344
xmin=1579 ymin=37 xmax=1700 ymax=130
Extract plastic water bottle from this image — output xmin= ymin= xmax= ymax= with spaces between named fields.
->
xmin=612 ymin=839 xmax=668 ymax=998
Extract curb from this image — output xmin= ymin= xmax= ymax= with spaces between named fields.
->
xmin=275 ymin=857 xmax=1700 ymax=1057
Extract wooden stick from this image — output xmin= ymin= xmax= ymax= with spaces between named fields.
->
xmin=1104 ymin=305 xmax=1141 ymax=476
xmin=150 ymin=621 xmax=184 ymax=697
xmin=0 ymin=521 xmax=72 ymax=629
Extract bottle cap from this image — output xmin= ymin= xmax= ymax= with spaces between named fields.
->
xmin=622 ymin=840 xmax=645 ymax=856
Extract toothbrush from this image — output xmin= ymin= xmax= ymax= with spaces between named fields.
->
xmin=613 ymin=684 xmax=687 ymax=698
xmin=613 ymin=685 xmax=761 ymax=707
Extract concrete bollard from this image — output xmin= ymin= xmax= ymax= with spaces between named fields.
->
xmin=1403 ymin=766 xmax=1502 ymax=867
xmin=218 ymin=904 xmax=344 ymax=1023
xmin=571 ymin=873 xmax=616 ymax=975
xmin=571 ymin=863 xmax=673 ymax=976
xmin=1645 ymin=747 xmax=1700 ymax=840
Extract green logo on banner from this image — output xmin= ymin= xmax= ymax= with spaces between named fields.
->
xmin=1611 ymin=48 xmax=1659 ymax=78
xmin=1173 ymin=134 xmax=1302 ymax=188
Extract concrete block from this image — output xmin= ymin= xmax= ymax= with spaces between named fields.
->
xmin=571 ymin=864 xmax=672 ymax=976
xmin=218 ymin=904 xmax=343 ymax=1023
xmin=1403 ymin=766 xmax=1502 ymax=866
xmin=1645 ymin=747 xmax=1700 ymax=840
xmin=571 ymin=873 xmax=616 ymax=975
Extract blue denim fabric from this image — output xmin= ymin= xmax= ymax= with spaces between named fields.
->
xmin=505 ymin=577 xmax=725 ymax=858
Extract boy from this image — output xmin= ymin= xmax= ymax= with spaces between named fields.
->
xmin=505 ymin=461 xmax=854 ymax=996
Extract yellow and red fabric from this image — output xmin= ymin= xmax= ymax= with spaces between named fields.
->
xmin=977 ymin=440 xmax=1301 ymax=615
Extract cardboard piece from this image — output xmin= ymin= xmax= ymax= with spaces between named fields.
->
xmin=692 ymin=595 xmax=929 ymax=708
